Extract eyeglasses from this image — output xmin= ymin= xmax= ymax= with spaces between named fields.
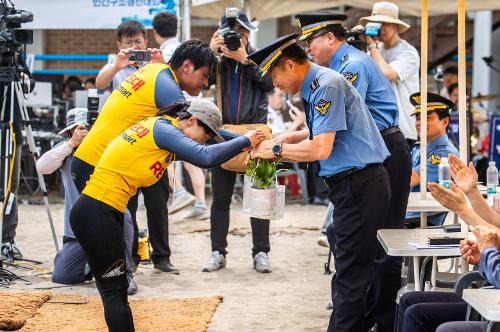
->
xmin=304 ymin=31 xmax=329 ymax=48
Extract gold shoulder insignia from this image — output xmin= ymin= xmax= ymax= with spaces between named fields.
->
xmin=430 ymin=154 xmax=441 ymax=165
xmin=314 ymin=99 xmax=331 ymax=116
xmin=342 ymin=71 xmax=358 ymax=85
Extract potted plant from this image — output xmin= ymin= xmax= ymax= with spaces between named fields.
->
xmin=244 ymin=159 xmax=286 ymax=218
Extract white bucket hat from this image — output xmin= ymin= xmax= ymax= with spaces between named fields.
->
xmin=58 ymin=108 xmax=89 ymax=135
xmin=359 ymin=2 xmax=411 ymax=34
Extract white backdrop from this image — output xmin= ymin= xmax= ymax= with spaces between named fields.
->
xmin=13 ymin=0 xmax=178 ymax=29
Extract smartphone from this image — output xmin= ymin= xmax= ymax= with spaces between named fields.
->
xmin=128 ymin=50 xmax=151 ymax=62
xmin=364 ymin=22 xmax=382 ymax=37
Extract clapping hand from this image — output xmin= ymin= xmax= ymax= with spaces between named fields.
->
xmin=470 ymin=225 xmax=500 ymax=251
xmin=448 ymin=154 xmax=478 ymax=195
xmin=428 ymin=182 xmax=468 ymax=214
xmin=459 ymin=239 xmax=481 ymax=265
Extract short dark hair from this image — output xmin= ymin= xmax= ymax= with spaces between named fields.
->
xmin=152 ymin=12 xmax=177 ymax=38
xmin=169 ymin=40 xmax=217 ymax=80
xmin=443 ymin=66 xmax=458 ymax=75
xmin=274 ymin=44 xmax=309 ymax=69
xmin=117 ymin=20 xmax=146 ymax=41
xmin=324 ymin=25 xmax=347 ymax=41
xmin=84 ymin=77 xmax=96 ymax=85
xmin=447 ymin=82 xmax=458 ymax=96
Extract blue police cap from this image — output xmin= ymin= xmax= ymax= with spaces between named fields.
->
xmin=247 ymin=33 xmax=299 ymax=77
xmin=295 ymin=12 xmax=347 ymax=42
xmin=410 ymin=92 xmax=454 ymax=116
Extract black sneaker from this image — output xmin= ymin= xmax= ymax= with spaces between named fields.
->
xmin=153 ymin=260 xmax=180 ymax=274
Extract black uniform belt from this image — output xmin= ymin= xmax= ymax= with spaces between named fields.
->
xmin=323 ymin=163 xmax=381 ymax=188
xmin=380 ymin=126 xmax=401 ymax=138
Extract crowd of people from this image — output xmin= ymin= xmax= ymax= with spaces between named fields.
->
xmin=1 ymin=1 xmax=499 ymax=332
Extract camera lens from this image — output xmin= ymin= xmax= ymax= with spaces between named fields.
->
xmin=224 ymin=31 xmax=241 ymax=51
xmin=135 ymin=53 xmax=144 ymax=61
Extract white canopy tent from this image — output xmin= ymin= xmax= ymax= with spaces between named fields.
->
xmin=190 ymin=0 xmax=500 ymax=19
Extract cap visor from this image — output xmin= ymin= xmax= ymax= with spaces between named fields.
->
xmin=237 ymin=18 xmax=257 ymax=31
xmin=298 ymin=32 xmax=313 ymax=42
xmin=213 ymin=132 xmax=225 ymax=143
xmin=58 ymin=122 xmax=79 ymax=135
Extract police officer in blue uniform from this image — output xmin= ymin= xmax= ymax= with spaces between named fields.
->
xmin=248 ymin=33 xmax=391 ymax=332
xmin=295 ymin=13 xmax=412 ymax=331
xmin=406 ymin=92 xmax=459 ymax=226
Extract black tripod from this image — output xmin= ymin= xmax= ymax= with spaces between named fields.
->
xmin=0 ymin=75 xmax=59 ymax=272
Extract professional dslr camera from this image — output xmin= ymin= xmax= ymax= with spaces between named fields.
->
xmin=220 ymin=7 xmax=241 ymax=51
xmin=0 ymin=0 xmax=33 ymax=82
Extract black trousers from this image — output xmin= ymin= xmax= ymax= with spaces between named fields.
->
xmin=71 ymin=156 xmax=171 ymax=264
xmin=137 ymin=172 xmax=170 ymax=264
xmin=366 ymin=131 xmax=412 ymax=331
xmin=210 ymin=165 xmax=270 ymax=257
xmin=70 ymin=194 xmax=134 ymax=332
xmin=399 ymin=291 xmax=467 ymax=332
xmin=326 ymin=165 xmax=391 ymax=332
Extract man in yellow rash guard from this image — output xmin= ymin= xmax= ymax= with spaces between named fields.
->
xmin=72 ymin=40 xmax=217 ymax=190
xmin=70 ymin=99 xmax=264 ymax=332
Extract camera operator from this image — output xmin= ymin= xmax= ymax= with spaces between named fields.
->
xmin=295 ymin=12 xmax=411 ymax=331
xmin=204 ymin=9 xmax=274 ymax=273
xmin=0 ymin=54 xmax=35 ymax=262
xmin=358 ymin=1 xmax=420 ymax=149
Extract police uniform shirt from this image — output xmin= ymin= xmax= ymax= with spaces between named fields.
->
xmin=75 ymin=63 xmax=185 ymax=167
xmin=84 ymin=116 xmax=250 ymax=212
xmin=406 ymin=134 xmax=459 ymax=219
xmin=329 ymin=42 xmax=399 ymax=131
xmin=302 ymin=62 xmax=390 ymax=177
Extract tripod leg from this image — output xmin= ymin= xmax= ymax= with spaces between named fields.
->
xmin=14 ymin=82 xmax=59 ymax=252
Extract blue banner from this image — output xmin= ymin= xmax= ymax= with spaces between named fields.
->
xmin=448 ymin=111 xmax=472 ymax=149
xmin=489 ymin=114 xmax=500 ymax=166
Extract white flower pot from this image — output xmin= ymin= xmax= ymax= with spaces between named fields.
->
xmin=249 ymin=187 xmax=277 ymax=218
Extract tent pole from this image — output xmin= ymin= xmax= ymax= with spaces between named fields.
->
xmin=420 ymin=0 xmax=429 ymax=227
xmin=457 ymin=0 xmax=469 ymax=273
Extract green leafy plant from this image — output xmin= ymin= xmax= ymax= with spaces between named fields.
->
xmin=245 ymin=159 xmax=286 ymax=189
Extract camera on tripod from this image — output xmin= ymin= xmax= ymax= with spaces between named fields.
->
xmin=0 ymin=0 xmax=34 ymax=82
xmin=221 ymin=7 xmax=241 ymax=51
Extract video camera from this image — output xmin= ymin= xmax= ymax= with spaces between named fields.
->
xmin=221 ymin=7 xmax=241 ymax=51
xmin=345 ymin=22 xmax=382 ymax=52
xmin=0 ymin=0 xmax=34 ymax=82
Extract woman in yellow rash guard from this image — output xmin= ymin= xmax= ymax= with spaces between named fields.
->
xmin=70 ymin=99 xmax=264 ymax=332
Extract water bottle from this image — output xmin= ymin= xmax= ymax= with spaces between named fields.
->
xmin=438 ymin=157 xmax=451 ymax=189
xmin=487 ymin=161 xmax=499 ymax=206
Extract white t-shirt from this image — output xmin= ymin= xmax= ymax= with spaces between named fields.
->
xmin=378 ymin=39 xmax=420 ymax=140
xmin=160 ymin=37 xmax=180 ymax=63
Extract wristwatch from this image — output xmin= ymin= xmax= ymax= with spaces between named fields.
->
xmin=272 ymin=143 xmax=283 ymax=157
xmin=368 ymin=43 xmax=378 ymax=50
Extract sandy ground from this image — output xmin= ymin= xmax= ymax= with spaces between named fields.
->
xmin=5 ymin=196 xmax=332 ymax=331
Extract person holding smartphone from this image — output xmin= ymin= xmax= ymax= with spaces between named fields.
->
xmin=95 ymin=20 xmax=150 ymax=92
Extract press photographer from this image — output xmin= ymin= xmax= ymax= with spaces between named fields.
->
xmin=207 ymin=8 xmax=274 ymax=274
xmin=0 ymin=0 xmax=35 ymax=262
